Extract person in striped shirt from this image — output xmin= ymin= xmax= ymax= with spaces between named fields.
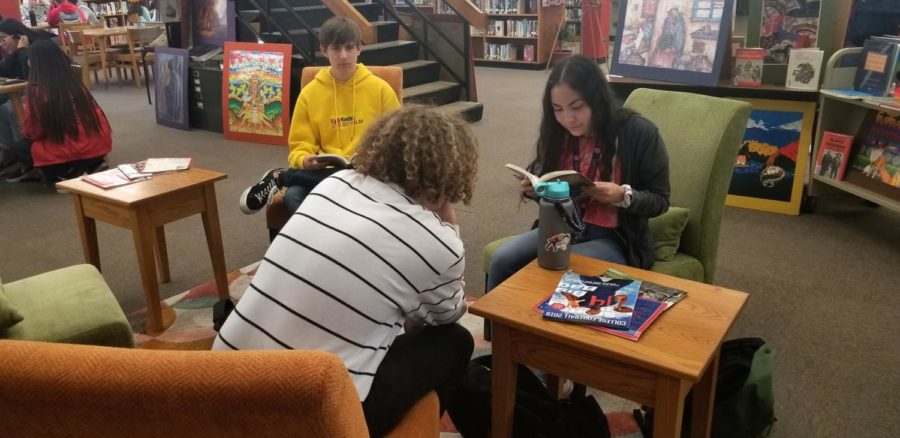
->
xmin=213 ymin=105 xmax=479 ymax=437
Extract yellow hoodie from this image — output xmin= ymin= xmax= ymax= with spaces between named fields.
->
xmin=287 ymin=64 xmax=400 ymax=169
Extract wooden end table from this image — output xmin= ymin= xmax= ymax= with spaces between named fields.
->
xmin=468 ymin=255 xmax=749 ymax=438
xmin=56 ymin=168 xmax=230 ymax=335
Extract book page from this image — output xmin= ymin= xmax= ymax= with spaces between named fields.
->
xmin=504 ymin=163 xmax=539 ymax=186
xmin=142 ymin=158 xmax=191 ymax=173
xmin=315 ymin=154 xmax=352 ymax=168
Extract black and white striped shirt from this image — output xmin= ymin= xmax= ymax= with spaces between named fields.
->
xmin=213 ymin=170 xmax=467 ymax=399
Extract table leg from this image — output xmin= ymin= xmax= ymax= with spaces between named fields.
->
xmin=71 ymin=194 xmax=101 ymax=271
xmin=490 ymin=324 xmax=517 ymax=438
xmin=131 ymin=209 xmax=165 ymax=335
xmin=200 ymin=184 xmax=230 ymax=300
xmin=691 ymin=350 xmax=720 ymax=438
xmin=654 ymin=375 xmax=689 ymax=438
xmin=99 ymin=38 xmax=109 ymax=89
xmin=154 ymin=226 xmax=170 ymax=283
xmin=8 ymin=93 xmax=25 ymax=127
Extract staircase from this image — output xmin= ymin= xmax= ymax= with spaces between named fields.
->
xmin=236 ymin=0 xmax=484 ymax=122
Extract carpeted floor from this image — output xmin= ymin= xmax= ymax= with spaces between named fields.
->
xmin=127 ymin=263 xmax=645 ymax=437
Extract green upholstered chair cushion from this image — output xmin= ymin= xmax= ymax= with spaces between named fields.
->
xmin=0 ymin=278 xmax=25 ymax=330
xmin=648 ymin=207 xmax=690 ymax=262
xmin=2 ymin=265 xmax=134 ymax=347
xmin=650 ymin=253 xmax=704 ymax=283
xmin=483 ymin=236 xmax=516 ymax=273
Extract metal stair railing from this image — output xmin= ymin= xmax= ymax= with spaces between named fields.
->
xmin=374 ymin=0 xmax=476 ymax=100
xmin=238 ymin=0 xmax=320 ymax=64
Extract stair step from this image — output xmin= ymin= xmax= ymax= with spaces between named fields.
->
xmin=404 ymin=80 xmax=460 ymax=105
xmin=319 ymin=40 xmax=420 ymax=66
xmin=435 ymin=101 xmax=484 ymax=122
xmin=372 ymin=20 xmax=400 ymax=42
xmin=238 ymin=10 xmax=261 ymax=22
xmin=393 ymin=60 xmax=440 ymax=88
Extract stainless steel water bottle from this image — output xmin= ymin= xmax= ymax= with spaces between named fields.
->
xmin=535 ymin=181 xmax=579 ymax=270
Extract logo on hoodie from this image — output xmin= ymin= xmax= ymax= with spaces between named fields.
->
xmin=330 ymin=115 xmax=363 ymax=128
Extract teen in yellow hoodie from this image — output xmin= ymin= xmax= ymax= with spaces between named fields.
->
xmin=239 ymin=17 xmax=400 ymax=215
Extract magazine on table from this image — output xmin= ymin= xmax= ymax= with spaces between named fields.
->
xmin=141 ymin=158 xmax=192 ymax=173
xmin=536 ymin=271 xmax=641 ymax=330
xmin=82 ymin=168 xmax=150 ymax=189
xmin=534 ymin=268 xmax=687 ymax=341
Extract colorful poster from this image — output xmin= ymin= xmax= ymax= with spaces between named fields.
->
xmin=154 ymin=47 xmax=189 ymax=130
xmin=726 ymin=98 xmax=815 ymax=215
xmin=760 ymin=0 xmax=820 ymax=65
xmin=611 ymin=0 xmax=735 ymax=86
xmin=222 ymin=42 xmax=292 ymax=145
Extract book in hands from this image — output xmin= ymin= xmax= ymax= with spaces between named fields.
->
xmin=314 ymin=153 xmax=355 ymax=169
xmin=537 ymin=271 xmax=640 ymax=330
xmin=814 ymin=131 xmax=854 ymax=181
xmin=504 ymin=163 xmax=594 ymax=192
xmin=82 ymin=168 xmax=150 ymax=189
xmin=141 ymin=158 xmax=192 ymax=173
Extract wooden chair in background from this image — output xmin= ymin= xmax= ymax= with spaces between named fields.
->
xmin=64 ymin=29 xmax=110 ymax=89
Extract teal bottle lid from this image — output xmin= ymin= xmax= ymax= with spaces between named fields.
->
xmin=534 ymin=180 xmax=570 ymax=199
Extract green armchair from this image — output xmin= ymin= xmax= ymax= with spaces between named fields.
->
xmin=0 ymin=264 xmax=134 ymax=347
xmin=622 ymin=88 xmax=750 ymax=283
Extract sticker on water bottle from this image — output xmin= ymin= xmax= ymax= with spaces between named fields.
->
xmin=544 ymin=233 xmax=571 ymax=253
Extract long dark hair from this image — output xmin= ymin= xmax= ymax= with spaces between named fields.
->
xmin=27 ymin=40 xmax=105 ymax=144
xmin=529 ymin=54 xmax=634 ymax=182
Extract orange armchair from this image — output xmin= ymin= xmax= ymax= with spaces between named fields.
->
xmin=0 ymin=340 xmax=439 ymax=437
xmin=265 ymin=65 xmax=403 ymax=240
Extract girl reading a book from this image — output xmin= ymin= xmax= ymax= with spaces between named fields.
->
xmin=488 ymin=54 xmax=670 ymax=291
xmin=4 ymin=40 xmax=110 ymax=186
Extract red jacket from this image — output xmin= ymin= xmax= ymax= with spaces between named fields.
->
xmin=47 ymin=1 xmax=86 ymax=27
xmin=23 ymin=99 xmax=112 ymax=167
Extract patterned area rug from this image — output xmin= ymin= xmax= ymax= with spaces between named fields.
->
xmin=126 ymin=262 xmax=643 ymax=437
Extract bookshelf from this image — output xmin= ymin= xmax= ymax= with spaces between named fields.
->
xmin=807 ymin=48 xmax=900 ymax=214
xmin=471 ymin=0 xmax=564 ymax=67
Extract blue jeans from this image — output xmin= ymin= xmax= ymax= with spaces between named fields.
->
xmin=0 ymin=101 xmax=23 ymax=150
xmin=280 ymin=168 xmax=340 ymax=215
xmin=486 ymin=224 xmax=627 ymax=291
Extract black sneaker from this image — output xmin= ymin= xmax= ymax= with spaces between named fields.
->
xmin=5 ymin=165 xmax=41 ymax=183
xmin=239 ymin=168 xmax=284 ymax=215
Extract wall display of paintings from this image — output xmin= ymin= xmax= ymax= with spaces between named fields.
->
xmin=726 ymin=98 xmax=815 ymax=215
xmin=611 ymin=0 xmax=736 ymax=87
xmin=154 ymin=47 xmax=190 ymax=130
xmin=222 ymin=42 xmax=292 ymax=145
xmin=759 ymin=0 xmax=820 ymax=65
xmin=193 ymin=0 xmax=235 ymax=46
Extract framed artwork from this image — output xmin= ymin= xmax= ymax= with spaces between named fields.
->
xmin=759 ymin=0 xmax=820 ymax=65
xmin=154 ymin=47 xmax=190 ymax=130
xmin=610 ymin=0 xmax=736 ymax=86
xmin=222 ymin=42 xmax=293 ymax=145
xmin=725 ymin=98 xmax=816 ymax=215
xmin=192 ymin=0 xmax=235 ymax=46
xmin=158 ymin=0 xmax=181 ymax=23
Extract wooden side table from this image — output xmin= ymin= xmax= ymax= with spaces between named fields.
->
xmin=469 ymin=255 xmax=749 ymax=438
xmin=56 ymin=168 xmax=230 ymax=335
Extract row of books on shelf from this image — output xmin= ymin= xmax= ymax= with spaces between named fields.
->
xmin=534 ymin=269 xmax=686 ymax=341
xmin=478 ymin=0 xmax=536 ymax=14
xmin=82 ymin=158 xmax=192 ymax=189
xmin=483 ymin=43 xmax=535 ymax=62
xmin=487 ymin=19 xmax=539 ymax=38
xmin=814 ymin=111 xmax=900 ymax=189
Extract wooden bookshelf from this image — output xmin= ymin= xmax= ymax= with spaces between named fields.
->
xmin=471 ymin=0 xmax=564 ymax=67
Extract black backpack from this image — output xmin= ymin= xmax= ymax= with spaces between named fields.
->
xmin=634 ymin=337 xmax=776 ymax=438
xmin=446 ymin=354 xmax=610 ymax=438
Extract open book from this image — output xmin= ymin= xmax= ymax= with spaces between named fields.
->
xmin=82 ymin=168 xmax=150 ymax=189
xmin=315 ymin=153 xmax=355 ymax=169
xmin=504 ymin=163 xmax=593 ymax=191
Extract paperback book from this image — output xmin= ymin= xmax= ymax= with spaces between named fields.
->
xmin=537 ymin=271 xmax=640 ymax=330
xmin=850 ymin=111 xmax=900 ymax=188
xmin=854 ymin=36 xmax=900 ymax=97
xmin=785 ymin=48 xmax=824 ymax=91
xmin=814 ymin=131 xmax=854 ymax=180
xmin=505 ymin=163 xmax=593 ymax=192
xmin=142 ymin=157 xmax=192 ymax=173
xmin=733 ymin=48 xmax=764 ymax=87
xmin=82 ymin=168 xmax=150 ymax=189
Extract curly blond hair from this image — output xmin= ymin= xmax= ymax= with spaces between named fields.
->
xmin=353 ymin=105 xmax=479 ymax=205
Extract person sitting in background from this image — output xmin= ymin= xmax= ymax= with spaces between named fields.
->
xmin=75 ymin=1 xmax=98 ymax=25
xmin=0 ymin=19 xmax=54 ymax=177
xmin=3 ymin=40 xmax=110 ymax=186
xmin=238 ymin=16 xmax=400 ymax=216
xmin=47 ymin=0 xmax=86 ymax=26
xmin=126 ymin=2 xmax=154 ymax=24
xmin=215 ymin=105 xmax=479 ymax=437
